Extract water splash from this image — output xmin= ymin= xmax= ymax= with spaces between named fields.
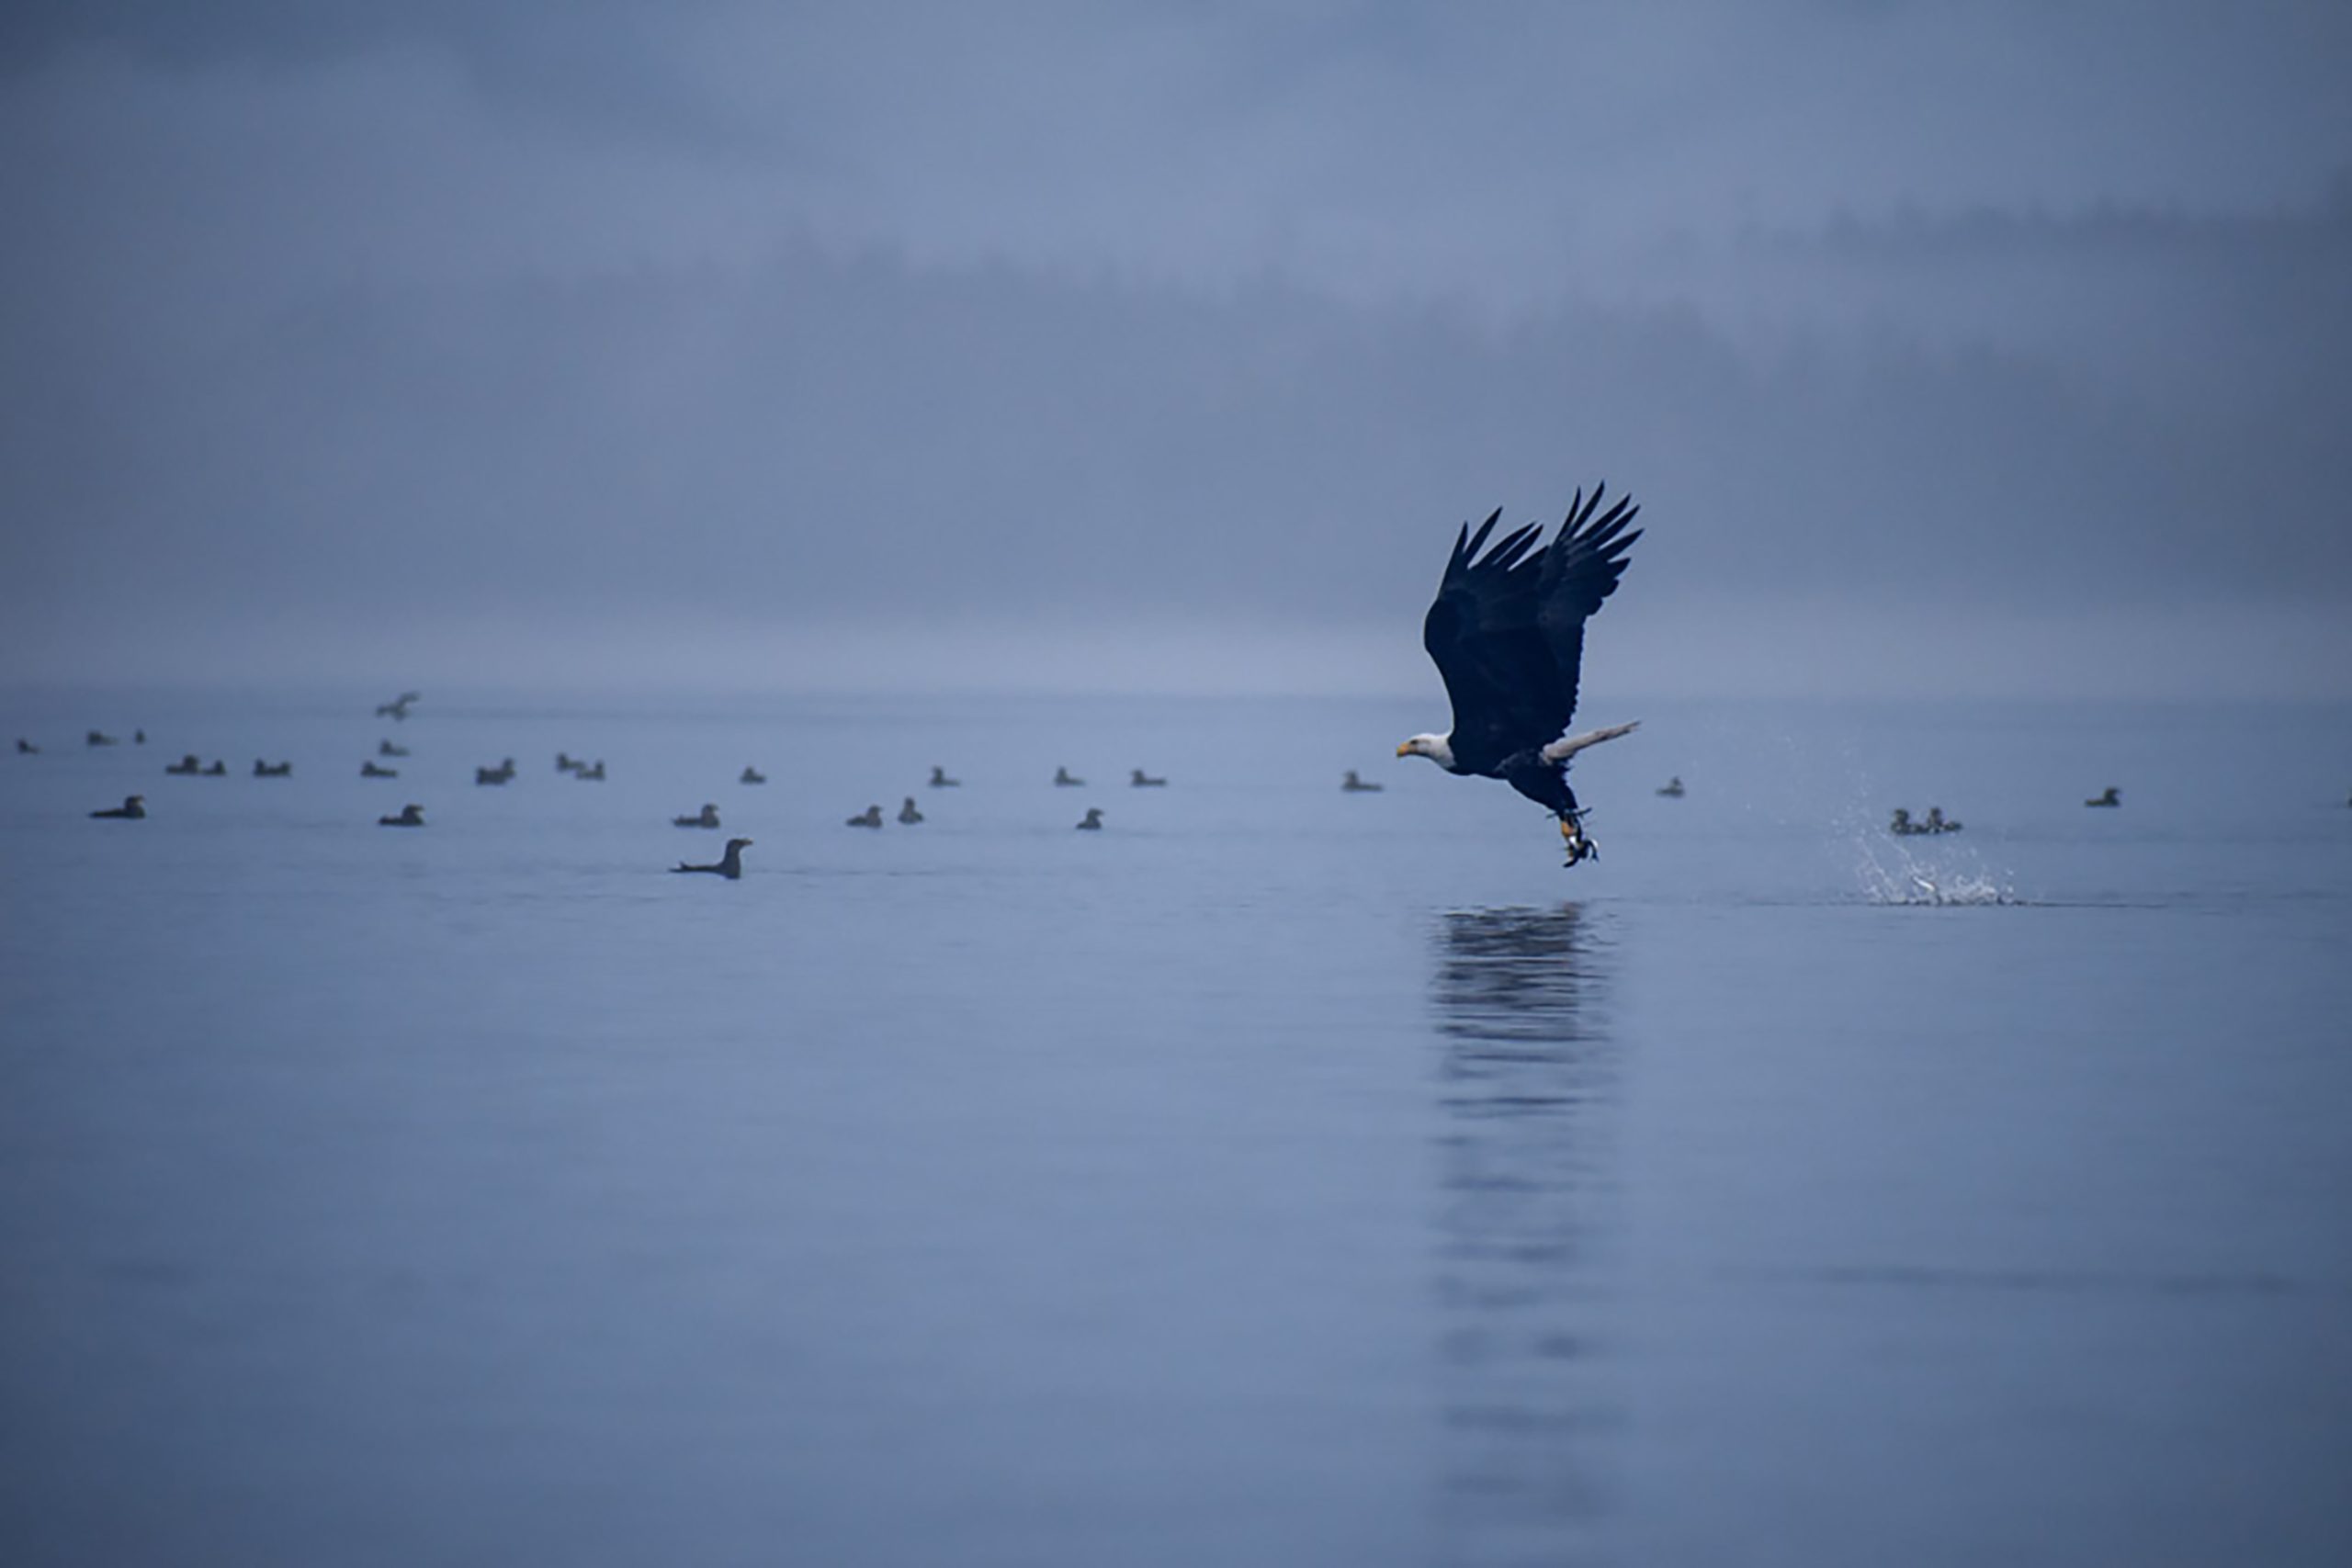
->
xmin=1840 ymin=784 xmax=2021 ymax=906
xmin=1854 ymin=831 xmax=2019 ymax=906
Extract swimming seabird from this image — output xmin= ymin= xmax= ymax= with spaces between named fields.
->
xmin=166 ymin=754 xmax=202 ymax=775
xmin=929 ymin=766 xmax=960 ymax=787
xmin=254 ymin=760 xmax=292 ymax=777
xmin=380 ymin=739 xmax=410 ymax=758
xmin=1054 ymin=767 xmax=1083 ymax=786
xmin=90 ymin=795 xmax=146 ymax=819
xmin=575 ymin=761 xmax=605 ymax=781
xmin=376 ymin=692 xmax=421 ymax=721
xmin=87 ymin=730 xmax=119 ymax=747
xmin=1340 ymin=770 xmax=1383 ymax=793
xmin=17 ymin=739 xmax=38 ymax=754
xmin=1657 ymin=776 xmax=1686 ymax=797
xmin=674 ymin=838 xmax=752 ymax=879
xmin=846 ymin=805 xmax=884 ymax=829
xmin=1130 ymin=769 xmax=1167 ymax=787
xmin=673 ymin=803 xmax=721 ymax=829
xmin=1399 ymin=487 xmax=1645 ymax=867
xmin=362 ymin=760 xmax=399 ymax=778
xmin=475 ymin=758 xmax=516 ymax=785
xmin=1076 ymin=807 xmax=1104 ymax=830
xmin=2085 ymin=786 xmax=2120 ymax=807
xmin=203 ymin=761 xmax=226 ymax=776
xmin=741 ymin=766 xmax=767 ymax=784
xmin=899 ymin=797 xmax=923 ymax=825
xmin=379 ymin=804 xmax=425 ymax=827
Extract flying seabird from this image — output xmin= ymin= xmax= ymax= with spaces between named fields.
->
xmin=899 ymin=797 xmax=923 ymax=824
xmin=376 ymin=692 xmax=421 ymax=721
xmin=674 ymin=804 xmax=721 ymax=829
xmin=674 ymin=838 xmax=752 ymax=879
xmin=379 ymin=804 xmax=425 ymax=827
xmin=1397 ymin=487 xmax=1644 ymax=866
xmin=846 ymin=805 xmax=884 ymax=829
xmin=91 ymin=795 xmax=146 ymax=819
xmin=1076 ymin=807 xmax=1104 ymax=830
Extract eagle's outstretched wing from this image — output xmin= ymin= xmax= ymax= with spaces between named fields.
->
xmin=1421 ymin=508 xmax=1559 ymax=773
xmin=1420 ymin=489 xmax=1640 ymax=774
xmin=1535 ymin=486 xmax=1642 ymax=727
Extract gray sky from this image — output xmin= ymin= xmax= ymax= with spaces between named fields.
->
xmin=4 ymin=1 xmax=2348 ymax=696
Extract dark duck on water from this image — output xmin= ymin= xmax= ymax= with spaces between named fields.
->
xmin=674 ymin=838 xmax=752 ymax=879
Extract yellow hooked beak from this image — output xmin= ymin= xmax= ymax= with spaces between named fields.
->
xmin=1396 ymin=741 xmax=1413 ymax=757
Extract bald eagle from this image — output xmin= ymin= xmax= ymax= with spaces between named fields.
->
xmin=1399 ymin=486 xmax=1643 ymax=865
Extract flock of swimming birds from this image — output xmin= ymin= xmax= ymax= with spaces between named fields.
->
xmin=34 ymin=705 xmax=2170 ymax=874
xmin=28 ymin=711 xmax=1249 ymax=881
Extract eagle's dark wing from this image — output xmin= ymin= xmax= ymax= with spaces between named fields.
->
xmin=1422 ymin=508 xmax=1571 ymax=773
xmin=1534 ymin=486 xmax=1642 ymax=728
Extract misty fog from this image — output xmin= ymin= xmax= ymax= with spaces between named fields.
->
xmin=4 ymin=3 xmax=2347 ymax=695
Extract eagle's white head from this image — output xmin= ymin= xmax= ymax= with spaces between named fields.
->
xmin=1396 ymin=732 xmax=1455 ymax=769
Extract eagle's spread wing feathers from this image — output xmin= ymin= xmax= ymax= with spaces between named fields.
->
xmin=1424 ymin=511 xmax=1565 ymax=773
xmin=1422 ymin=489 xmax=1640 ymax=774
xmin=1535 ymin=486 xmax=1642 ymax=726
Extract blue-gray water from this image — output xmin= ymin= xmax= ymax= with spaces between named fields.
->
xmin=5 ymin=690 xmax=2349 ymax=1567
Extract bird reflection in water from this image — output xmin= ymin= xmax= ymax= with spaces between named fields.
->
xmin=1430 ymin=903 xmax=1620 ymax=1562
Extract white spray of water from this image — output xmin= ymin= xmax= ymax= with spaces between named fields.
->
xmin=1841 ymin=782 xmax=2022 ymax=906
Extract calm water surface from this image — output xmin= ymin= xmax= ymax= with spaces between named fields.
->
xmin=4 ymin=690 xmax=2349 ymax=1566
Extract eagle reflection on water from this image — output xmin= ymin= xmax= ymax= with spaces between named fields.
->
xmin=1430 ymin=904 xmax=1621 ymax=1557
